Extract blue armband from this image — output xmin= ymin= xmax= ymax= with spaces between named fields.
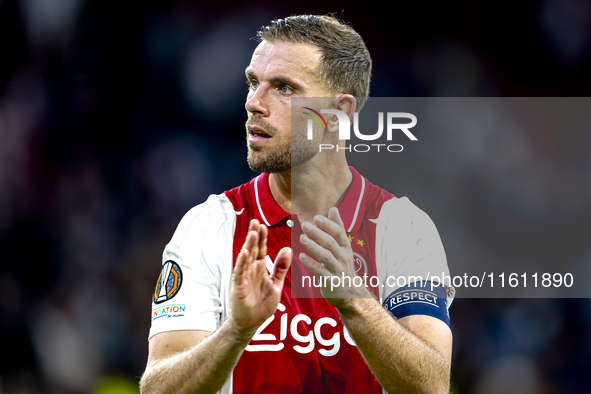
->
xmin=383 ymin=281 xmax=450 ymax=327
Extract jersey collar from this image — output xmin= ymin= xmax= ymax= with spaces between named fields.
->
xmin=251 ymin=172 xmax=289 ymax=227
xmin=250 ymin=167 xmax=367 ymax=232
xmin=337 ymin=167 xmax=367 ymax=233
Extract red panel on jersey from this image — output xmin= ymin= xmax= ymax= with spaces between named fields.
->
xmin=224 ymin=168 xmax=393 ymax=393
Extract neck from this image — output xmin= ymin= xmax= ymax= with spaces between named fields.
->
xmin=269 ymin=154 xmax=352 ymax=223
xmin=269 ymin=170 xmax=291 ymax=212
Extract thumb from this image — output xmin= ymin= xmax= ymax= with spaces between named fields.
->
xmin=272 ymin=247 xmax=292 ymax=284
xmin=328 ymin=207 xmax=345 ymax=229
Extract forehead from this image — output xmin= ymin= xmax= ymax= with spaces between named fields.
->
xmin=246 ymin=40 xmax=323 ymax=86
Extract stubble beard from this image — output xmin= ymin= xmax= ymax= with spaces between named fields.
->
xmin=246 ymin=122 xmax=319 ymax=173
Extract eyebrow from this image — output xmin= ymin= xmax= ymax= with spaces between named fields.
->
xmin=245 ymin=69 xmax=303 ymax=90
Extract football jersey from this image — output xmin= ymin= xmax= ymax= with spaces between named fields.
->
xmin=149 ymin=167 xmax=453 ymax=394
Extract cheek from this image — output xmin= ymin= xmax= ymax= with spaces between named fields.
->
xmin=277 ymin=102 xmax=293 ymax=125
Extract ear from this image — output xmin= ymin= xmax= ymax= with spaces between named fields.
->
xmin=336 ymin=95 xmax=357 ymax=119
xmin=325 ymin=95 xmax=357 ymax=134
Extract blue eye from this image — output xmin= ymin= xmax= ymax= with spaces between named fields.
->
xmin=280 ymin=85 xmax=294 ymax=94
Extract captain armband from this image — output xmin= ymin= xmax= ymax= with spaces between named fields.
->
xmin=383 ymin=281 xmax=450 ymax=327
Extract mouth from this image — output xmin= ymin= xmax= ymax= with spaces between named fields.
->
xmin=248 ymin=125 xmax=273 ymax=142
xmin=250 ymin=130 xmax=272 ymax=138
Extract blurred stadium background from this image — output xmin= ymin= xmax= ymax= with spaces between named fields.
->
xmin=1 ymin=0 xmax=591 ymax=393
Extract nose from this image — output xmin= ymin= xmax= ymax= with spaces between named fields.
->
xmin=245 ymin=85 xmax=269 ymax=117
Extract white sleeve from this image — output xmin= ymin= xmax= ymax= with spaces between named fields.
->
xmin=148 ymin=193 xmax=236 ymax=340
xmin=375 ymin=197 xmax=454 ymax=307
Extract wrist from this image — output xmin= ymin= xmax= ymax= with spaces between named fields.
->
xmin=227 ymin=318 xmax=259 ymax=342
xmin=333 ymin=288 xmax=376 ymax=316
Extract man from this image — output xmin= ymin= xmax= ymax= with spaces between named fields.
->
xmin=140 ymin=14 xmax=453 ymax=394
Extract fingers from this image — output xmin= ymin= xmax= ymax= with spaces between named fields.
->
xmin=299 ymin=252 xmax=332 ymax=278
xmin=300 ymin=230 xmax=339 ymax=272
xmin=245 ymin=219 xmax=267 ymax=260
xmin=234 ymin=219 xmax=270 ymax=287
xmin=244 ymin=229 xmax=259 ymax=264
xmin=234 ymin=249 xmax=247 ymax=286
xmin=235 ymin=233 xmax=256 ymax=284
xmin=271 ymin=247 xmax=292 ymax=284
xmin=248 ymin=219 xmax=260 ymax=232
xmin=235 ymin=229 xmax=259 ymax=279
xmin=320 ymin=208 xmax=349 ymax=247
xmin=258 ymin=222 xmax=268 ymax=259
xmin=241 ymin=219 xmax=264 ymax=265
xmin=300 ymin=209 xmax=350 ymax=269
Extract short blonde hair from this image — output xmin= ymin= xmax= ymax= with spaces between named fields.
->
xmin=257 ymin=14 xmax=372 ymax=110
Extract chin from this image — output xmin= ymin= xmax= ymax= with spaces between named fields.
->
xmin=247 ymin=154 xmax=291 ymax=174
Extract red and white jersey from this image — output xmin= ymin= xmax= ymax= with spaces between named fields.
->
xmin=149 ymin=167 xmax=453 ymax=394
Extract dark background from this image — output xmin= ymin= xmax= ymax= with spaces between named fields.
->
xmin=1 ymin=0 xmax=591 ymax=393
